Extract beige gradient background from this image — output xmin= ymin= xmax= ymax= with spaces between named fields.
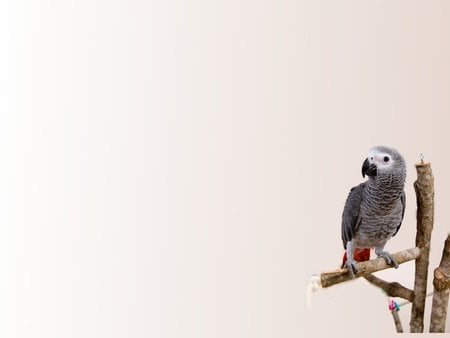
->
xmin=1 ymin=0 xmax=449 ymax=337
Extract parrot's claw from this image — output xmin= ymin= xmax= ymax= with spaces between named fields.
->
xmin=344 ymin=259 xmax=358 ymax=278
xmin=376 ymin=251 xmax=398 ymax=269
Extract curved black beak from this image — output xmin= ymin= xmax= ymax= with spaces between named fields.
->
xmin=362 ymin=158 xmax=377 ymax=178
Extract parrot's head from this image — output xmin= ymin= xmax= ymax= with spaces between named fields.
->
xmin=362 ymin=146 xmax=406 ymax=179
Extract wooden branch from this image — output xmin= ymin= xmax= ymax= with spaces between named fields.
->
xmin=430 ymin=234 xmax=450 ymax=333
xmin=434 ymin=267 xmax=450 ymax=291
xmin=363 ymin=274 xmax=414 ymax=302
xmin=391 ymin=308 xmax=404 ymax=333
xmin=410 ymin=162 xmax=434 ymax=333
xmin=319 ymin=247 xmax=420 ymax=288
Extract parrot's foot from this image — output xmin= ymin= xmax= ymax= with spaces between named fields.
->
xmin=344 ymin=259 xmax=358 ymax=278
xmin=376 ymin=250 xmax=398 ymax=268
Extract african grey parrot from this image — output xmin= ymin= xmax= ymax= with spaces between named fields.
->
xmin=341 ymin=146 xmax=406 ymax=277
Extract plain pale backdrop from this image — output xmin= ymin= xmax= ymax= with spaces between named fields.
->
xmin=1 ymin=0 xmax=449 ymax=337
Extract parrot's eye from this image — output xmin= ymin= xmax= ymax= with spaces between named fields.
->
xmin=383 ymin=156 xmax=390 ymax=162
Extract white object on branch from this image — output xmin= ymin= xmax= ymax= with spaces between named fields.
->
xmin=306 ymin=274 xmax=321 ymax=308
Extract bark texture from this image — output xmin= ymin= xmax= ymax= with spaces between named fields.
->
xmin=410 ymin=162 xmax=434 ymax=333
xmin=320 ymin=247 xmax=420 ymax=288
xmin=364 ymin=274 xmax=414 ymax=302
xmin=391 ymin=309 xmax=403 ymax=333
xmin=429 ymin=234 xmax=450 ymax=332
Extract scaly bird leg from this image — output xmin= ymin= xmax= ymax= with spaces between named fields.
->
xmin=375 ymin=245 xmax=399 ymax=268
xmin=344 ymin=242 xmax=357 ymax=277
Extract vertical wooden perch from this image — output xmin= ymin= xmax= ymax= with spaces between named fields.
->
xmin=430 ymin=234 xmax=450 ymax=332
xmin=410 ymin=161 xmax=434 ymax=332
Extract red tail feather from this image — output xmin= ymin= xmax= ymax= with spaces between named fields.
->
xmin=342 ymin=248 xmax=371 ymax=268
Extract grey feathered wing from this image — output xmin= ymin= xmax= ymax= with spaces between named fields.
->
xmin=341 ymin=183 xmax=365 ymax=249
xmin=392 ymin=191 xmax=406 ymax=237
